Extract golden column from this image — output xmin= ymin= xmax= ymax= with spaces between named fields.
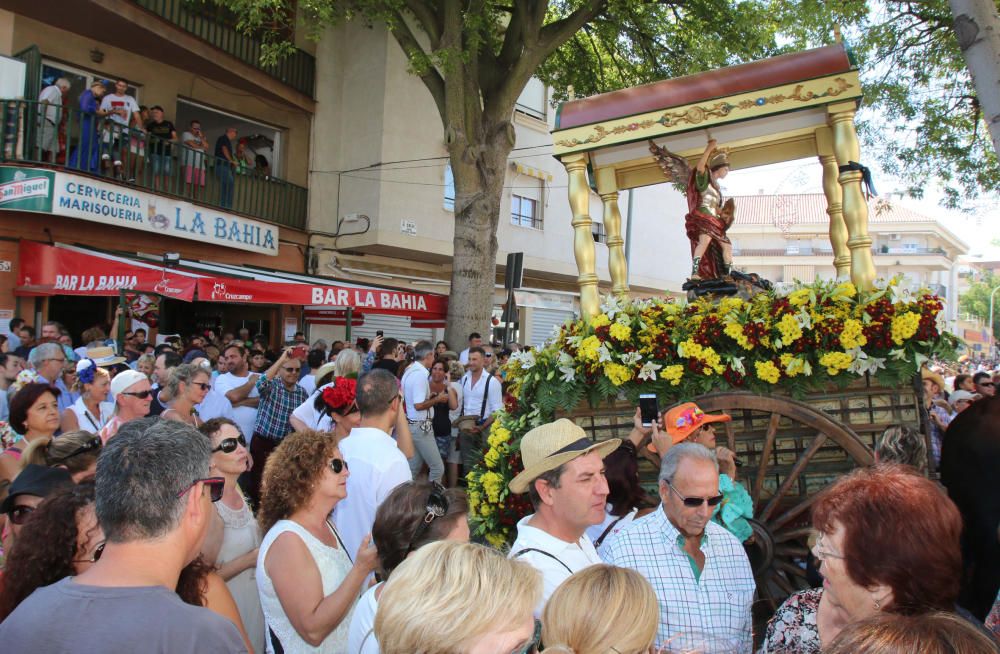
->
xmin=815 ymin=126 xmax=851 ymax=279
xmin=595 ymin=167 xmax=629 ymax=295
xmin=562 ymin=153 xmax=600 ymax=318
xmin=828 ymin=102 xmax=876 ymax=289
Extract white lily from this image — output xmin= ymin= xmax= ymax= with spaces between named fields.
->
xmin=621 ymin=351 xmax=643 ymax=366
xmin=638 ymin=361 xmax=662 ymax=381
xmin=729 ymin=356 xmax=746 ymax=375
xmin=597 ymin=343 xmax=613 ymax=363
xmin=796 ymin=307 xmax=812 ymax=329
xmin=511 ymin=350 xmax=536 ymax=370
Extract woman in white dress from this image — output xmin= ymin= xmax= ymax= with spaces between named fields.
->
xmin=200 ymin=417 xmax=265 ymax=654
xmin=257 ymin=429 xmax=378 ymax=653
xmin=60 ymin=359 xmax=114 ymax=433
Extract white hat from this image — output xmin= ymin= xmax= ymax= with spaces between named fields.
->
xmin=110 ymin=370 xmax=148 ymax=399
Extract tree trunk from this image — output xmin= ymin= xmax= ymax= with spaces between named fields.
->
xmin=444 ymin=121 xmax=514 ymax=348
xmin=950 ymin=0 xmax=1000 ymax=156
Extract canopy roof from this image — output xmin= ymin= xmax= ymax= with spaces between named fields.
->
xmin=551 ymin=44 xmax=862 ymax=190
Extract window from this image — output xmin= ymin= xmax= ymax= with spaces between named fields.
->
xmin=516 ymin=77 xmax=547 ymax=121
xmin=175 ymin=98 xmax=283 ymax=177
xmin=444 ymin=164 xmax=455 ymax=211
xmin=902 ymin=242 xmax=918 ymax=252
xmin=511 ymin=195 xmax=541 ymax=229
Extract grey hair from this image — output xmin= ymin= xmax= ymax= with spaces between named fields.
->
xmin=658 ymin=442 xmax=718 ymax=485
xmin=357 ymin=368 xmax=400 ymax=416
xmin=161 ymin=363 xmax=208 ymax=402
xmin=875 ymin=425 xmax=928 ymax=474
xmin=527 ymin=464 xmax=566 ymax=510
xmin=28 ymin=342 xmax=62 ymax=367
xmin=333 ymin=348 xmax=360 ymax=377
xmin=95 ymin=417 xmax=212 ymax=542
xmin=414 ymin=340 xmax=434 ymax=360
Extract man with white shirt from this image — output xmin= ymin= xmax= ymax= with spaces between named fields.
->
xmin=458 ymin=346 xmax=502 ymax=472
xmin=97 ymin=78 xmax=141 ymax=180
xmin=37 ymin=78 xmax=70 ymax=162
xmin=401 ymin=340 xmax=445 ymax=482
xmin=508 ymin=418 xmax=620 ymax=615
xmin=334 ymin=368 xmax=411 ymax=561
xmin=213 ymin=344 xmax=259 ymax=447
xmin=457 ymin=332 xmax=482 ymax=365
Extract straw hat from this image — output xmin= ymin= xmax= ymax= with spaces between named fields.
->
xmin=85 ymin=346 xmax=126 ymax=367
xmin=313 ymin=361 xmax=338 ymax=383
xmin=664 ymin=402 xmax=732 ymax=444
xmin=508 ymin=419 xmax=621 ymax=494
xmin=921 ymin=367 xmax=945 ymax=392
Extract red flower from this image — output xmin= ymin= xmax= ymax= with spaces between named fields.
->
xmin=322 ymin=377 xmax=357 ymax=412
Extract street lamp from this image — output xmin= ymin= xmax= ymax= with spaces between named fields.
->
xmin=988 ymin=285 xmax=1000 ymax=356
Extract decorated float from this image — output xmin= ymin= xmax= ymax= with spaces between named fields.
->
xmin=466 ymin=43 xmax=957 ymax=614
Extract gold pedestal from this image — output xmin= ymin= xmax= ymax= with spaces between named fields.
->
xmin=815 ymin=126 xmax=850 ymax=279
xmin=563 ymin=153 xmax=600 ymax=318
xmin=829 ymin=104 xmax=876 ymax=290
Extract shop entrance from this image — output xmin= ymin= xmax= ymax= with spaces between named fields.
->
xmin=160 ymin=299 xmax=274 ymax=344
xmin=47 ymin=295 xmax=111 ymax=345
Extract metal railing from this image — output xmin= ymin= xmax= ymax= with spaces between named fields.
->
xmin=0 ymin=99 xmax=307 ymax=230
xmin=733 ymin=246 xmax=949 ymax=258
xmin=133 ymin=0 xmax=315 ymax=97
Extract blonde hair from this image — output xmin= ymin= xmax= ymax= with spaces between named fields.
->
xmin=333 ymin=348 xmax=360 ymax=378
xmin=542 ymin=565 xmax=658 ymax=654
xmin=825 ymin=611 xmax=1000 ymax=654
xmin=72 ymin=365 xmax=110 ymax=393
xmin=161 ymin=363 xmax=209 ymax=402
xmin=375 ymin=541 xmax=541 ymax=654
xmin=21 ymin=430 xmax=101 ymax=476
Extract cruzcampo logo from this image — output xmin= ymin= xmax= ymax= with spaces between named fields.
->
xmin=0 ymin=166 xmax=54 ymax=212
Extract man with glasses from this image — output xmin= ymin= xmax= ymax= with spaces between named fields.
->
xmin=243 ymin=347 xmax=309 ymax=507
xmin=98 ymin=370 xmax=153 ymax=442
xmin=972 ymin=371 xmax=995 ymax=398
xmin=0 ymin=418 xmax=245 ymax=652
xmin=602 ymin=443 xmax=754 ymax=652
xmin=0 ymin=464 xmax=72 ymax=554
xmin=15 ymin=342 xmax=76 ymax=414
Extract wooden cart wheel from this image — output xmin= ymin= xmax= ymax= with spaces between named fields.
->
xmin=690 ymin=392 xmax=874 ymax=612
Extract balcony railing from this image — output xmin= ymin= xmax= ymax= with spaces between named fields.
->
xmin=733 ymin=247 xmax=950 ymax=258
xmin=133 ymin=0 xmax=315 ymax=97
xmin=0 ymin=99 xmax=307 ymax=230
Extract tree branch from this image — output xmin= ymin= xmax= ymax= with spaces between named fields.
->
xmin=537 ymin=0 xmax=608 ymax=54
xmin=386 ymin=10 xmax=447 ymax=124
xmin=403 ymin=0 xmax=443 ymax=50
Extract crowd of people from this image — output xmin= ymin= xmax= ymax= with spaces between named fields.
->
xmin=0 ymin=316 xmax=997 ymax=653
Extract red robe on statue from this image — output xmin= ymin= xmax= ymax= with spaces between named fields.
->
xmin=684 ymin=171 xmax=731 ymax=280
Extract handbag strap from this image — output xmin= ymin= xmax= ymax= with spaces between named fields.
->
xmin=593 ymin=515 xmax=626 ymax=549
xmin=511 ymin=547 xmax=573 ymax=574
xmin=326 ymin=518 xmax=353 ymax=564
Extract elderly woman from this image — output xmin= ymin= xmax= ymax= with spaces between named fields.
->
xmin=199 ymin=418 xmax=265 ymax=654
xmin=161 ymin=363 xmax=212 ymax=426
xmin=257 ymin=430 xmax=379 ymax=653
xmin=874 ymin=425 xmax=928 ymax=473
xmin=375 ymin=541 xmax=541 ymax=654
xmin=97 ymin=370 xmax=153 ymax=442
xmin=22 ymin=429 xmax=102 ymax=482
xmin=759 ymin=464 xmax=966 ymax=653
xmin=1 ymin=383 xmax=62 ymax=486
xmin=61 ymin=357 xmax=115 ymax=433
xmin=825 ymin=612 xmax=1000 ymax=654
xmin=347 ymin=481 xmax=469 ymax=653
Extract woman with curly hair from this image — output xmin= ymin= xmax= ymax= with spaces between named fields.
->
xmin=257 ymin=430 xmax=378 ymax=653
xmin=21 ymin=429 xmax=102 ymax=482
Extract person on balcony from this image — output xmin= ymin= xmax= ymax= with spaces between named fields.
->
xmin=36 ymin=78 xmax=69 ymax=163
xmin=182 ymin=119 xmax=208 ymax=199
xmin=145 ymin=106 xmax=176 ymax=191
xmin=67 ymin=80 xmax=106 ymax=174
xmin=97 ymin=79 xmax=141 ymax=182
xmin=214 ymin=126 xmax=238 ymax=208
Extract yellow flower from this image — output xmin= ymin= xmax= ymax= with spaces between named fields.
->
xmin=478 ymin=502 xmax=494 ymax=518
xmin=609 ymin=322 xmax=632 ymax=341
xmin=485 ymin=532 xmax=508 ymax=548
xmin=890 ymin=312 xmax=920 ymax=345
xmin=681 ymin=339 xmax=725 ymax=375
xmin=719 ymin=297 xmax=745 ymax=314
xmin=604 ymin=362 xmax=633 ymax=386
xmin=590 ymin=313 xmax=611 ymax=328
xmin=725 ymin=321 xmax=752 ymax=350
xmin=777 ymin=314 xmax=802 ymax=345
xmin=480 ymin=471 xmax=505 ymax=503
xmin=833 ymin=281 xmax=857 ymax=300
xmin=488 ymin=423 xmax=511 ymax=448
xmin=483 ymin=447 xmax=500 ymax=469
xmin=819 ymin=351 xmax=853 ymax=375
xmin=579 ymin=335 xmax=602 ymax=362
xmin=780 ymin=353 xmax=809 ymax=378
xmin=660 ymin=364 xmax=684 ymax=386
xmin=755 ymin=360 xmax=781 ymax=384
xmin=840 ymin=319 xmax=867 ymax=350
xmin=788 ymin=289 xmax=811 ymax=307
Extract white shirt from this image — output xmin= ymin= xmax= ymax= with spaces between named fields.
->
xmin=213 ymin=372 xmax=260 ymax=441
xmin=346 ymin=583 xmax=381 ymax=654
xmin=460 ymin=370 xmax=502 ymax=420
xmin=38 ymin=84 xmax=63 ymax=123
xmin=99 ymin=92 xmax=140 ymax=127
xmin=401 ymin=361 xmax=430 ymax=422
xmin=291 ymin=383 xmax=335 ymax=432
xmin=585 ymin=507 xmax=639 ymax=558
xmin=68 ymin=396 xmax=115 ymax=431
xmin=195 ymin=389 xmax=235 ymax=422
xmin=459 ymin=348 xmax=470 ymax=365
xmin=333 ymin=427 xmax=411 ymax=561
xmin=298 ymin=375 xmax=317 ymax=396
xmin=509 ymin=514 xmax=603 ymax=616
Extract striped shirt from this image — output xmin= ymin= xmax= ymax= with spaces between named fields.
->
xmin=253 ymin=376 xmax=308 ymax=440
xmin=602 ymin=506 xmax=755 ymax=653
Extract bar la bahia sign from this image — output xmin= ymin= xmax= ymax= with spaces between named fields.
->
xmin=0 ymin=166 xmax=278 ymax=256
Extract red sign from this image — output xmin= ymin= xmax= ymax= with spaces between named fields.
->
xmin=17 ymin=241 xmax=198 ymax=301
xmin=196 ymin=278 xmax=448 ymax=321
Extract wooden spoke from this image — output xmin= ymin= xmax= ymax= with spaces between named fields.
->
xmin=759 ymin=432 xmax=828 ymax=523
xmin=771 ymin=493 xmax=822 ymax=533
xmin=772 ymin=526 xmax=814 ymax=544
xmin=770 ymin=570 xmax=796 ymax=596
xmin=723 ymin=419 xmax=736 ymax=451
xmin=753 ymin=412 xmax=781 ymax=505
xmin=774 ymin=544 xmax=810 ymax=558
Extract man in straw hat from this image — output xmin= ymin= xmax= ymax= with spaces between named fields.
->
xmin=922 ymin=366 xmax=953 ymax=468
xmin=508 ymin=418 xmax=620 ymax=614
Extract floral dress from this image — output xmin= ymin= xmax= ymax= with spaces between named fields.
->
xmin=758 ymin=587 xmax=822 ymax=654
xmin=987 ymin=589 xmax=1000 ymax=640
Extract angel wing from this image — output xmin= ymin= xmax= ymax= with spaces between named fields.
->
xmin=648 ymin=140 xmax=691 ymax=193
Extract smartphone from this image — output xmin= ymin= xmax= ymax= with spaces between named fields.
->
xmin=639 ymin=394 xmax=659 ymax=427
xmin=292 ymin=345 xmax=307 ymax=360
xmin=376 ymin=330 xmax=384 ymax=337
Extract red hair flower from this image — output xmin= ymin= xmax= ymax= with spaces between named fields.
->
xmin=322 ymin=377 xmax=357 ymax=412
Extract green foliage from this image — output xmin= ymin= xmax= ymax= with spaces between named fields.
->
xmin=958 ymin=270 xmax=1000 ymax=338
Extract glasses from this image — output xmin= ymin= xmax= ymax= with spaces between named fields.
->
xmin=485 ymin=353 xmax=493 ymax=358
xmin=50 ymin=437 xmax=102 ymax=463
xmin=329 ymin=458 xmax=349 ymax=474
xmin=176 ymin=476 xmax=225 ymax=502
xmin=7 ymin=504 xmax=36 ymax=525
xmin=282 ymin=367 xmax=301 ymax=373
xmin=510 ymin=619 xmax=542 ymax=654
xmin=191 ymin=382 xmax=211 ymax=391
xmin=43 ymin=357 xmax=67 ymax=364
xmin=666 ymin=482 xmax=723 ymax=508
xmin=812 ymin=532 xmax=847 ymax=561
xmin=979 ymin=382 xmax=994 ymax=388
xmin=74 ymin=541 xmax=106 ymax=564
xmin=212 ymin=434 xmax=247 ymax=454
xmin=406 ymin=482 xmax=448 ymax=553
xmin=120 ymin=390 xmax=153 ymax=399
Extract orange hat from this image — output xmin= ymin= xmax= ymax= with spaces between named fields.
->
xmin=664 ymin=402 xmax=731 ymax=444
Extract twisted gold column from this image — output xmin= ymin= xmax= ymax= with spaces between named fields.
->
xmin=815 ymin=126 xmax=850 ymax=279
xmin=563 ymin=153 xmax=600 ymax=318
xmin=595 ymin=167 xmax=629 ymax=295
xmin=829 ymin=104 xmax=876 ymax=290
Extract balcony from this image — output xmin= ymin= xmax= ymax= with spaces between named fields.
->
xmin=133 ymin=0 xmax=315 ymax=98
xmin=1 ymin=99 xmax=307 ymax=230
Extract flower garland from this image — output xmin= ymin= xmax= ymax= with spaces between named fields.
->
xmin=466 ymin=277 xmax=958 ymax=545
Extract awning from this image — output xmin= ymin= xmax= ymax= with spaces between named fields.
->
xmin=511 ymin=161 xmax=554 ymax=182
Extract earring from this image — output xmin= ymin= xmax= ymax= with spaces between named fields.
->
xmin=873 ymin=597 xmax=881 ymax=611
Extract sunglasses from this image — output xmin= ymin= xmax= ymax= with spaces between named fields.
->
xmin=406 ymin=482 xmax=448 ymax=553
xmin=666 ymin=481 xmax=724 ymax=508
xmin=282 ymin=367 xmax=301 ymax=373
xmin=212 ymin=434 xmax=247 ymax=454
xmin=50 ymin=437 xmax=102 ymax=463
xmin=979 ymin=382 xmax=994 ymax=388
xmin=7 ymin=504 xmax=36 ymax=525
xmin=191 ymin=382 xmax=212 ymax=391
xmin=329 ymin=458 xmax=349 ymax=474
xmin=74 ymin=541 xmax=106 ymax=564
xmin=176 ymin=476 xmax=225 ymax=502
xmin=120 ymin=390 xmax=153 ymax=399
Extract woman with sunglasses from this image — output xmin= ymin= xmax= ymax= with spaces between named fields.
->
xmin=161 ymin=363 xmax=212 ymax=427
xmin=22 ymin=429 xmax=102 ymax=482
xmin=347 ymin=481 xmax=469 ymax=653
xmin=759 ymin=465 xmax=967 ymax=653
xmin=1 ymin=383 xmax=62 ymax=488
xmin=258 ymin=429 xmax=379 ymax=653
xmin=98 ymin=370 xmax=154 ymax=442
xmin=199 ymin=417 xmax=265 ymax=654
xmin=61 ymin=359 xmax=114 ymax=433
